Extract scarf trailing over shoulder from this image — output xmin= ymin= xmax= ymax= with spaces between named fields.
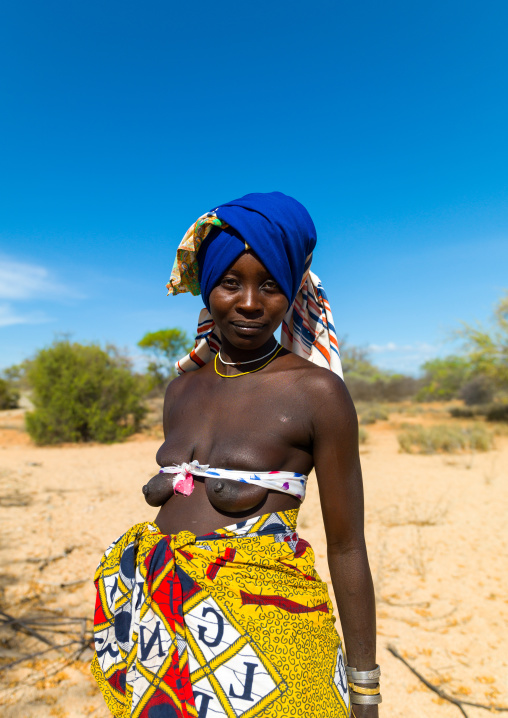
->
xmin=166 ymin=192 xmax=343 ymax=378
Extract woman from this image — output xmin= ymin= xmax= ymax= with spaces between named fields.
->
xmin=92 ymin=192 xmax=380 ymax=718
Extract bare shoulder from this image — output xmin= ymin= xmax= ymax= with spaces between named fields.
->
xmin=163 ymin=364 xmax=213 ymax=405
xmin=284 ymin=353 xmax=351 ymax=402
xmin=282 ymin=353 xmax=357 ymax=428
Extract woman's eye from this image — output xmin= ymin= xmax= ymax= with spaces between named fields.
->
xmin=221 ymin=277 xmax=238 ymax=288
xmin=263 ymin=281 xmax=279 ymax=291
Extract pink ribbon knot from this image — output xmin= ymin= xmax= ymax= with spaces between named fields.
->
xmin=173 ymin=470 xmax=195 ymax=496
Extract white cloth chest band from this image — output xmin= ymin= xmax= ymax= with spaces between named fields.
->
xmin=159 ymin=460 xmax=307 ymax=501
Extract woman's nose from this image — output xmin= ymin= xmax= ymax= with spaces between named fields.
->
xmin=236 ymin=286 xmax=263 ymax=312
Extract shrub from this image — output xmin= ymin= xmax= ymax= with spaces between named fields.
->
xmin=449 ymin=406 xmax=477 ymax=418
xmin=416 ymin=356 xmax=472 ymax=402
xmin=397 ymin=423 xmax=494 ymax=454
xmin=459 ymin=376 xmax=495 ymax=406
xmin=25 ymin=340 xmax=147 ymax=445
xmin=486 ymin=404 xmax=508 ymax=423
xmin=347 ymin=376 xmax=422 ymax=403
xmin=0 ymin=377 xmax=19 ymax=410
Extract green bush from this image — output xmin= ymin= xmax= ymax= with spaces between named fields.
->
xmin=416 ymin=356 xmax=472 ymax=402
xmin=397 ymin=423 xmax=494 ymax=454
xmin=25 ymin=340 xmax=147 ymax=445
xmin=0 ymin=377 xmax=19 ymax=410
xmin=138 ymin=328 xmax=193 ymax=388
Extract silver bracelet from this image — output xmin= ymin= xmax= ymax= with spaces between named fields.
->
xmin=346 ymin=664 xmax=381 ymax=681
xmin=350 ymin=693 xmax=382 ymax=705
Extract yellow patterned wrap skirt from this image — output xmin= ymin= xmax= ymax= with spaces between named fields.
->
xmin=91 ymin=510 xmax=351 ymax=717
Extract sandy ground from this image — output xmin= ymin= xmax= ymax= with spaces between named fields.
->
xmin=0 ymin=405 xmax=507 ymax=717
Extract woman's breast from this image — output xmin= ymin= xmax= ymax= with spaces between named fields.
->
xmin=142 ymin=470 xmax=268 ymax=512
xmin=204 ymin=477 xmax=268 ymax=512
xmin=155 ymin=427 xmax=306 ymax=476
xmin=151 ymin=398 xmax=311 ymax=518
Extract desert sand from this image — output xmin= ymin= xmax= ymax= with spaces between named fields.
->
xmin=0 ymin=405 xmax=507 ymax=717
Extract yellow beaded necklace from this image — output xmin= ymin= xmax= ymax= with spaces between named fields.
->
xmin=214 ymin=346 xmax=283 ymax=378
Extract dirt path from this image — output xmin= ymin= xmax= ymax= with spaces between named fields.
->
xmin=0 ymin=408 xmax=506 ymax=717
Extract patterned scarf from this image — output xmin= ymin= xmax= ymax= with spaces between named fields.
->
xmin=167 ymin=212 xmax=343 ymax=378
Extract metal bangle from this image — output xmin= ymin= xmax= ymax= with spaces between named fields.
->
xmin=350 ymin=692 xmax=382 ymax=705
xmin=346 ymin=664 xmax=381 ymax=681
xmin=348 ymin=682 xmax=381 ymax=696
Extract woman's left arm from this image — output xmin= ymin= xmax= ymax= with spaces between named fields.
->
xmin=310 ymin=372 xmax=379 ymax=718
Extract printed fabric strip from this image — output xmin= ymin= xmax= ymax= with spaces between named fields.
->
xmin=158 ymin=461 xmax=308 ymax=501
xmin=166 ymin=213 xmax=228 ymax=298
xmin=92 ymin=511 xmax=351 ymax=717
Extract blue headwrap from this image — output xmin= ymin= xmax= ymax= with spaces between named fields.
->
xmin=169 ymin=192 xmax=343 ymax=377
xmin=196 ymin=191 xmax=317 ymax=311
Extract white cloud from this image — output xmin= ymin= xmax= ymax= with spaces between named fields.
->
xmin=0 ymin=303 xmax=53 ymax=328
xmin=0 ymin=257 xmax=77 ymax=300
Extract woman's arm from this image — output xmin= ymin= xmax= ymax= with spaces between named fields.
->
xmin=310 ymin=372 xmax=379 ymax=717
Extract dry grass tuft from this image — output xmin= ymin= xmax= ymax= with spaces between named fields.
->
xmin=358 ymin=427 xmax=369 ymax=444
xmin=382 ymin=496 xmax=449 ymax=528
xmin=359 ymin=404 xmax=390 ymax=425
xmin=397 ymin=423 xmax=494 ymax=454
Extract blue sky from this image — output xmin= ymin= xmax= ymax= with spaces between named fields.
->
xmin=1 ymin=0 xmax=507 ymax=374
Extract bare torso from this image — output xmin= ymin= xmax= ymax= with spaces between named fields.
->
xmin=153 ymin=351 xmax=324 ymax=535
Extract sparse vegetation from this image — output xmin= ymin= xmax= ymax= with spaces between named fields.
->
xmin=417 ymin=291 xmax=508 ymax=404
xmin=486 ymin=403 xmax=508 ymax=423
xmin=340 ymin=341 xmax=421 ymax=402
xmin=0 ymin=377 xmax=19 ymax=410
xmin=358 ymin=404 xmax=390 ymax=425
xmin=358 ymin=427 xmax=369 ymax=444
xmin=382 ymin=496 xmax=449 ymax=527
xmin=449 ymin=406 xmax=479 ymax=418
xmin=397 ymin=423 xmax=494 ymax=454
xmin=25 ymin=340 xmax=147 ymax=445
xmin=449 ymin=402 xmax=508 ymax=423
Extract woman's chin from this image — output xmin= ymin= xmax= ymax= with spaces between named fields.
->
xmin=224 ymin=329 xmax=274 ymax=350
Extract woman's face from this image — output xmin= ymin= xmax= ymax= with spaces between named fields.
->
xmin=208 ymin=251 xmax=289 ymax=351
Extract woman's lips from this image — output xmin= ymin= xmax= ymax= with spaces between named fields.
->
xmin=231 ymin=322 xmax=266 ymax=335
